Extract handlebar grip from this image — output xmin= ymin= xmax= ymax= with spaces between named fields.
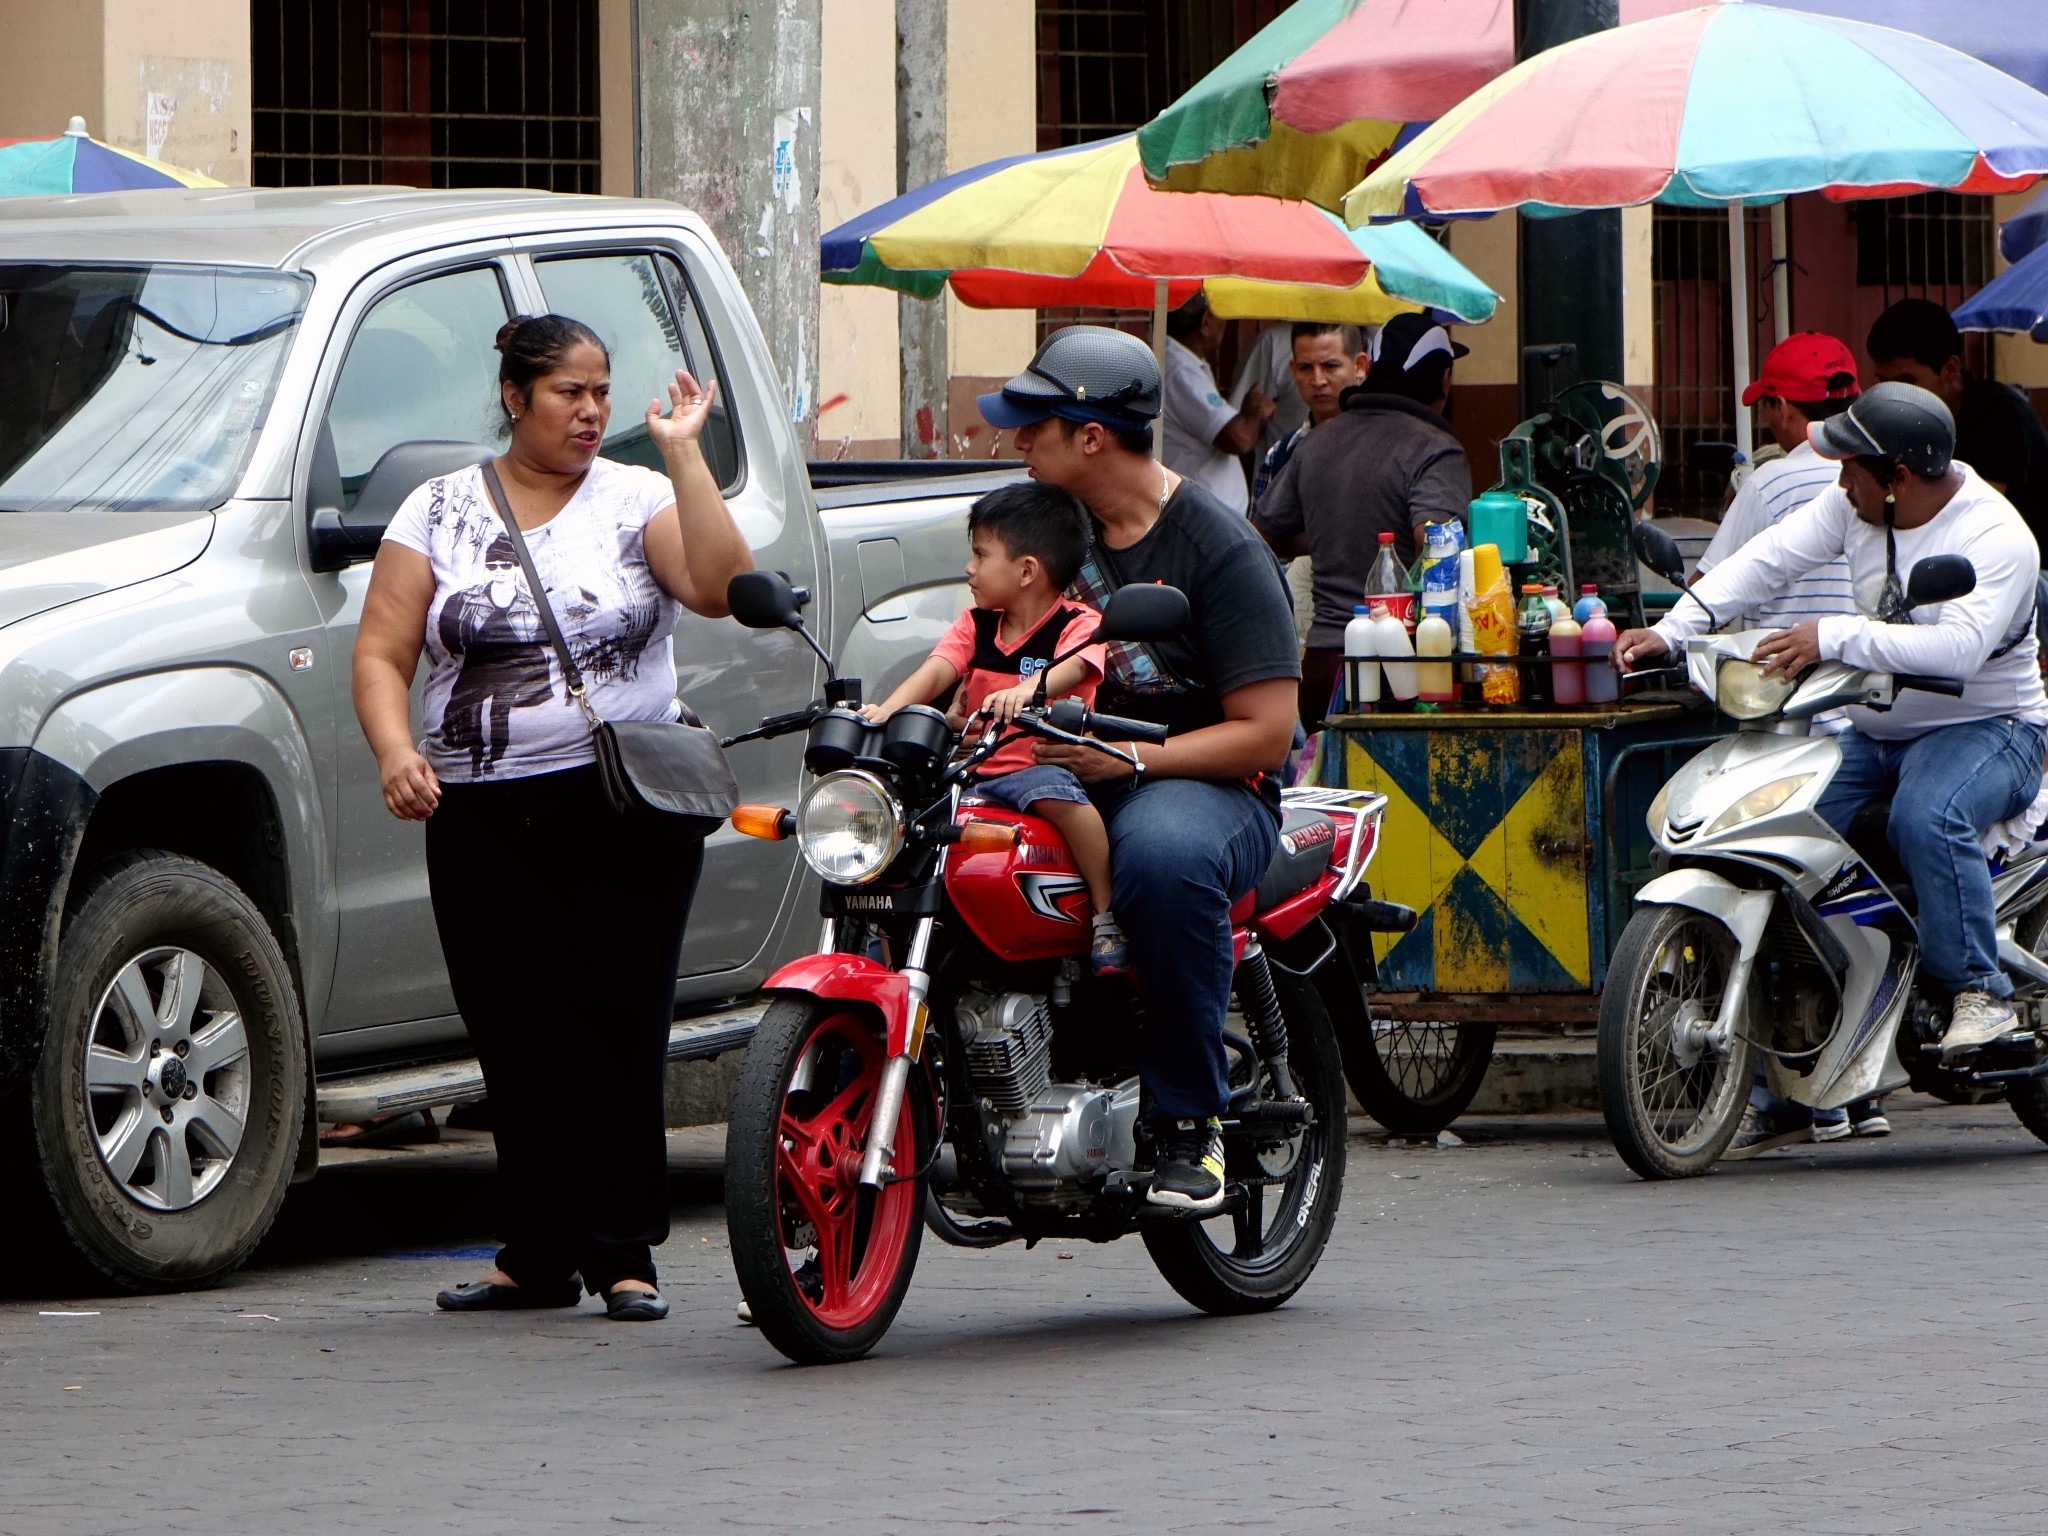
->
xmin=1045 ymin=696 xmax=1167 ymax=744
xmin=1895 ymin=673 xmax=1967 ymax=698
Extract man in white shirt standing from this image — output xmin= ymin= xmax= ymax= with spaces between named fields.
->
xmin=1614 ymin=382 xmax=2048 ymax=1060
xmin=1160 ymin=293 xmax=1273 ymax=514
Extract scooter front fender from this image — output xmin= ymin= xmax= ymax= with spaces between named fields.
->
xmin=762 ymin=954 xmax=913 ymax=1054
xmin=1636 ymin=867 xmax=1779 ymax=961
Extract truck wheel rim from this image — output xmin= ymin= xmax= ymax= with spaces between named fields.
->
xmin=775 ymin=1014 xmax=917 ymax=1330
xmin=83 ymin=946 xmax=251 ymax=1212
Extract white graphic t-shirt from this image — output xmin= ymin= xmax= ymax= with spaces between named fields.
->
xmin=382 ymin=457 xmax=682 ymax=781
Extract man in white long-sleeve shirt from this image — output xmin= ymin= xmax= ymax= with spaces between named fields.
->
xmin=1614 ymin=382 xmax=2048 ymax=1056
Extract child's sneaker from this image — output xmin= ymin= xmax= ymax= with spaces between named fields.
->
xmin=1090 ymin=912 xmax=1131 ymax=976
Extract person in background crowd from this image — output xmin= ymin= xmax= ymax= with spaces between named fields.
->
xmin=1252 ymin=312 xmax=1472 ymax=728
xmin=1255 ymin=323 xmax=1369 ymax=648
xmin=1161 ymin=292 xmax=1274 ymax=514
xmin=1230 ymin=319 xmax=1312 ymax=467
xmin=353 ymin=314 xmax=754 ymax=1323
xmin=1696 ymin=332 xmax=1892 ymax=1155
xmin=1868 ymin=297 xmax=2048 ymax=561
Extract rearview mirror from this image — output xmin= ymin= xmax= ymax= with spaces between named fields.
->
xmin=1097 ymin=583 xmax=1190 ymax=643
xmin=1905 ymin=554 xmax=1975 ymax=609
xmin=1630 ymin=520 xmax=1687 ymax=587
xmin=727 ymin=570 xmax=809 ymax=630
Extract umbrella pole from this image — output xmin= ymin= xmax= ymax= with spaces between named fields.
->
xmin=1728 ymin=200 xmax=1754 ymax=464
xmin=1151 ymin=278 xmax=1169 ymax=463
xmin=1770 ymin=202 xmax=1791 ymax=345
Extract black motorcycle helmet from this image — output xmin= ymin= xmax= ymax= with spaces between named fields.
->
xmin=1808 ymin=380 xmax=1956 ymax=478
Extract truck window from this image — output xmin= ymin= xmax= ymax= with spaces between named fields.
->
xmin=321 ymin=265 xmax=509 ymax=512
xmin=533 ymin=251 xmax=742 ymax=491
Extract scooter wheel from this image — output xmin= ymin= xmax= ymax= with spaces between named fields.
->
xmin=1598 ymin=903 xmax=1756 ymax=1179
xmin=725 ymin=1000 xmax=926 ymax=1365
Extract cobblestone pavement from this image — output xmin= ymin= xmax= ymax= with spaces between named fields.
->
xmin=2 ymin=1096 xmax=2043 ymax=1535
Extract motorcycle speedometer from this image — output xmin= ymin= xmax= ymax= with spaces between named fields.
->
xmin=1716 ymin=658 xmax=1796 ymax=720
xmin=797 ymin=769 xmax=904 ymax=884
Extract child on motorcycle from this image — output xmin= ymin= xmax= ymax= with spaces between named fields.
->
xmin=862 ymin=482 xmax=1127 ymax=973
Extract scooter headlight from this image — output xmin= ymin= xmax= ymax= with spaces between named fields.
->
xmin=1717 ymin=659 xmax=1796 ymax=720
xmin=1704 ymin=773 xmax=1814 ymax=836
xmin=797 ymin=770 xmax=904 ymax=884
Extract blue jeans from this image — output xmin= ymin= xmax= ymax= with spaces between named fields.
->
xmin=1091 ymin=776 xmax=1280 ymax=1121
xmin=1814 ymin=717 xmax=2047 ymax=998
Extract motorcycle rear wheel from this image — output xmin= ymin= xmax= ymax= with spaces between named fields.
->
xmin=2003 ymin=905 xmax=2048 ymax=1145
xmin=1143 ymin=966 xmax=1347 ymax=1314
xmin=725 ymin=999 xmax=925 ymax=1365
xmin=1598 ymin=903 xmax=1756 ymax=1179
xmin=1340 ymin=1015 xmax=1497 ymax=1136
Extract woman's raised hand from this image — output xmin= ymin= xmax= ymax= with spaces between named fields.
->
xmin=647 ymin=368 xmax=718 ymax=457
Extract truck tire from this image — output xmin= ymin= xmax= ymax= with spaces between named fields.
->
xmin=31 ymin=851 xmax=306 ymax=1291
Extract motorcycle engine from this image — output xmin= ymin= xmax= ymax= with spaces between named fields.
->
xmin=955 ymin=988 xmax=1135 ymax=1189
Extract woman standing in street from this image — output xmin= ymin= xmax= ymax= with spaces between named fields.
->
xmin=352 ymin=314 xmax=753 ymax=1321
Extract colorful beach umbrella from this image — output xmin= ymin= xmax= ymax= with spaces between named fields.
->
xmin=1345 ymin=2 xmax=2048 ymax=454
xmin=1136 ymin=0 xmax=1514 ymax=210
xmin=821 ymin=134 xmax=1499 ymax=329
xmin=0 ymin=118 xmax=222 ymax=197
xmin=1955 ymin=241 xmax=2048 ymax=342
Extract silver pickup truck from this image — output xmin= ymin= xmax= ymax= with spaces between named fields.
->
xmin=0 ymin=187 xmax=1010 ymax=1289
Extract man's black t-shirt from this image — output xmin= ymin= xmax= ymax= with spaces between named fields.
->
xmin=1071 ymin=479 xmax=1301 ymax=746
xmin=1958 ymin=373 xmax=2048 ymax=564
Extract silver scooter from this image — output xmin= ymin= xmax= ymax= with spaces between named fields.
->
xmin=1598 ymin=524 xmax=2048 ymax=1178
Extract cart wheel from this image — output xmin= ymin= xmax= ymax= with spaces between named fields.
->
xmin=1339 ymin=1010 xmax=1495 ymax=1137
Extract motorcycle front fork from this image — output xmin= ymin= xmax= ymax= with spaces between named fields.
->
xmin=858 ymin=915 xmax=934 ymax=1191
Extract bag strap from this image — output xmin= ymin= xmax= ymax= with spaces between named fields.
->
xmin=478 ymin=460 xmax=602 ymax=729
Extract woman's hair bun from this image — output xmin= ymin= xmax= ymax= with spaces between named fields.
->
xmin=493 ymin=318 xmax=525 ymax=355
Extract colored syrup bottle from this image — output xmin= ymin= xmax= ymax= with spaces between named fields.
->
xmin=1416 ymin=612 xmax=1455 ymax=702
xmin=1517 ymin=583 xmax=1552 ymax=707
xmin=1581 ymin=599 xmax=1619 ymax=704
xmin=1550 ymin=613 xmax=1585 ymax=706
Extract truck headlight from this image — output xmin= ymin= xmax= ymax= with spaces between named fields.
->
xmin=1717 ymin=659 xmax=1795 ymax=720
xmin=797 ymin=770 xmax=903 ymax=884
xmin=1705 ymin=773 xmax=1813 ymax=836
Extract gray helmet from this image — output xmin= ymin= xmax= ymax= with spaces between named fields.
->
xmin=1808 ymin=380 xmax=1955 ymax=477
xmin=977 ymin=325 xmax=1161 ymax=432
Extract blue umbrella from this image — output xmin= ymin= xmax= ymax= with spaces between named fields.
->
xmin=1954 ymin=240 xmax=2048 ymax=341
xmin=2001 ymin=184 xmax=2048 ymax=263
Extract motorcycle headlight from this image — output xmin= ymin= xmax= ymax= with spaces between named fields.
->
xmin=1716 ymin=659 xmax=1796 ymax=720
xmin=1704 ymin=773 xmax=1814 ymax=836
xmin=797 ymin=770 xmax=904 ymax=884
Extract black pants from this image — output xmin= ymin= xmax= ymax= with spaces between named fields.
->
xmin=425 ymin=764 xmax=703 ymax=1295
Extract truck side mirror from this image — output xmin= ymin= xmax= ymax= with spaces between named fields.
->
xmin=1097 ymin=583 xmax=1190 ymax=643
xmin=308 ymin=508 xmax=387 ymax=573
xmin=728 ymin=570 xmax=810 ymax=630
xmin=1631 ymin=520 xmax=1687 ymax=587
xmin=1905 ymin=553 xmax=1975 ymax=608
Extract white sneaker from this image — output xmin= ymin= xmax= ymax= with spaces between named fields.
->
xmin=735 ymin=1297 xmax=754 ymax=1325
xmin=1939 ymin=989 xmax=2018 ymax=1056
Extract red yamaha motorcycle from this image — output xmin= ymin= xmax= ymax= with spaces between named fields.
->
xmin=717 ymin=572 xmax=1412 ymax=1365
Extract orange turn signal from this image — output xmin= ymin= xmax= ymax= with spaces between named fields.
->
xmin=731 ymin=804 xmax=794 ymax=840
xmin=955 ymin=820 xmax=1020 ymax=854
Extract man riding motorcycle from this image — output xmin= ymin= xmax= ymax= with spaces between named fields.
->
xmin=1614 ymin=381 xmax=2048 ymax=1057
xmin=977 ymin=326 xmax=1301 ymax=1212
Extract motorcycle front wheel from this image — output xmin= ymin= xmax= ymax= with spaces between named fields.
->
xmin=1598 ymin=903 xmax=1757 ymax=1179
xmin=1143 ymin=965 xmax=1347 ymax=1314
xmin=725 ymin=999 xmax=926 ymax=1365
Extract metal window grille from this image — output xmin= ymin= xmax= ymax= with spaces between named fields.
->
xmin=252 ymin=0 xmax=599 ymax=192
xmin=1853 ymin=192 xmax=1994 ymax=298
xmin=1651 ymin=206 xmax=1769 ymax=516
xmin=1034 ymin=0 xmax=1292 ymax=342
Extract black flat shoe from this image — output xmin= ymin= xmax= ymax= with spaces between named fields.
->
xmin=604 ymin=1287 xmax=669 ymax=1321
xmin=435 ymin=1278 xmax=582 ymax=1311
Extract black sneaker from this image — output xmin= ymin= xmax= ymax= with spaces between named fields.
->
xmin=1147 ymin=1117 xmax=1226 ymax=1212
xmin=1722 ymin=1105 xmax=1813 ymax=1161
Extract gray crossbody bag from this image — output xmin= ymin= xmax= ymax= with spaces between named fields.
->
xmin=479 ymin=461 xmax=738 ymax=834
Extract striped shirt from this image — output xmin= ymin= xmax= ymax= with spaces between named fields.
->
xmin=1693 ymin=441 xmax=1854 ymax=628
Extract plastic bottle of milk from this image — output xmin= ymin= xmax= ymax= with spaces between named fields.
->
xmin=1374 ymin=603 xmax=1419 ymax=701
xmin=1416 ymin=612 xmax=1455 ymax=702
xmin=1581 ymin=599 xmax=1618 ymax=704
xmin=1344 ymin=604 xmax=1380 ymax=709
xmin=1550 ymin=612 xmax=1585 ymax=705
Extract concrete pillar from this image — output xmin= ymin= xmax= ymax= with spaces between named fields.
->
xmin=896 ymin=0 xmax=949 ymax=458
xmin=1514 ymin=0 xmax=1622 ymax=414
xmin=637 ymin=0 xmax=824 ymax=447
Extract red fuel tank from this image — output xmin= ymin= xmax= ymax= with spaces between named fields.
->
xmin=945 ymin=807 xmax=1094 ymax=964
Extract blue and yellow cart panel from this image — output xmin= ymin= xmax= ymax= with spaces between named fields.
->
xmin=1316 ymin=703 xmax=1721 ymax=1021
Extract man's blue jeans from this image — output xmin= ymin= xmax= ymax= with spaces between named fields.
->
xmin=1091 ymin=776 xmax=1280 ymax=1121
xmin=1814 ymin=716 xmax=2047 ymax=998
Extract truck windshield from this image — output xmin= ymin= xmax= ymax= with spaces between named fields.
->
xmin=0 ymin=263 xmax=309 ymax=512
